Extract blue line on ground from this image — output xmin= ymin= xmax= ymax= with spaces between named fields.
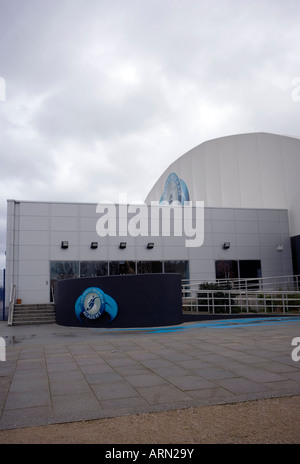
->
xmin=90 ymin=316 xmax=300 ymax=335
xmin=147 ymin=317 xmax=300 ymax=333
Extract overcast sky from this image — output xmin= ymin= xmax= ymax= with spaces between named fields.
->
xmin=1 ymin=0 xmax=300 ymax=268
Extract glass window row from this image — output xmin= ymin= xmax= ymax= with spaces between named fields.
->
xmin=50 ymin=260 xmax=189 ymax=299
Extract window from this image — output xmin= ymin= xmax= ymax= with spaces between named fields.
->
xmin=137 ymin=261 xmax=162 ymax=274
xmin=50 ymin=259 xmax=191 ymax=301
xmin=215 ymin=260 xmax=261 ymax=287
xmin=239 ymin=260 xmax=261 ymax=289
xmin=239 ymin=260 xmax=261 ymax=279
xmin=50 ymin=261 xmax=79 ymax=282
xmin=109 ymin=261 xmax=136 ymax=275
xmin=164 ymin=260 xmax=189 ymax=280
xmin=80 ymin=261 xmax=108 ymax=277
xmin=215 ymin=260 xmax=238 ymax=280
xmin=50 ymin=261 xmax=80 ymax=302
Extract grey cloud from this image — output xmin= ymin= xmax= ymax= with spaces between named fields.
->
xmin=1 ymin=0 xmax=300 ymax=266
xmin=33 ymin=81 xmax=168 ymax=141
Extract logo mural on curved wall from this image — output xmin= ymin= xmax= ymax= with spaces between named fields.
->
xmin=75 ymin=287 xmax=118 ymax=322
xmin=160 ymin=172 xmax=190 ymax=205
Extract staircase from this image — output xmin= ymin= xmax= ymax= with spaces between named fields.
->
xmin=12 ymin=304 xmax=56 ymax=326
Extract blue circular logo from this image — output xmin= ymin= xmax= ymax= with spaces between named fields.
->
xmin=81 ymin=287 xmax=105 ymax=320
xmin=75 ymin=287 xmax=118 ymax=322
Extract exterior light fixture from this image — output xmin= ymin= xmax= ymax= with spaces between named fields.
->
xmin=91 ymin=242 xmax=98 ymax=249
xmin=277 ymin=244 xmax=283 ymax=251
xmin=147 ymin=242 xmax=154 ymax=249
xmin=119 ymin=242 xmax=127 ymax=249
xmin=61 ymin=241 xmax=69 ymax=249
xmin=223 ymin=242 xmax=230 ymax=249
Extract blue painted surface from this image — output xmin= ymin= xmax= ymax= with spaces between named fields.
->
xmin=91 ymin=316 xmax=300 ymax=335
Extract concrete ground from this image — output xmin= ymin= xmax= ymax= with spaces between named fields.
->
xmin=0 ymin=317 xmax=300 ymax=434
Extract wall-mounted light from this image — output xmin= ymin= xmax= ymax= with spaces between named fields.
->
xmin=147 ymin=242 xmax=154 ymax=249
xmin=223 ymin=242 xmax=230 ymax=249
xmin=119 ymin=242 xmax=127 ymax=249
xmin=61 ymin=241 xmax=69 ymax=249
xmin=277 ymin=244 xmax=283 ymax=251
xmin=91 ymin=242 xmax=98 ymax=249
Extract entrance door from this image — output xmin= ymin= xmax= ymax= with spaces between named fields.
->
xmin=239 ymin=260 xmax=261 ymax=289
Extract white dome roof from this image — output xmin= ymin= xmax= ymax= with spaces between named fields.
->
xmin=145 ymin=133 xmax=300 ymax=236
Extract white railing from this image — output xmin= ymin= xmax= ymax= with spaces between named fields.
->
xmin=182 ymin=274 xmax=300 ymax=294
xmin=7 ymin=284 xmax=16 ymax=326
xmin=182 ymin=290 xmax=300 ymax=314
xmin=182 ymin=275 xmax=300 ymax=315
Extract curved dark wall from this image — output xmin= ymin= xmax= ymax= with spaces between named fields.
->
xmin=55 ymin=273 xmax=182 ymax=328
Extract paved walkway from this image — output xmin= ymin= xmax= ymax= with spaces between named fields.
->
xmin=0 ymin=317 xmax=300 ymax=430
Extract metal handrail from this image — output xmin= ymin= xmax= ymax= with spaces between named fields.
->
xmin=182 ymin=288 xmax=300 ymax=314
xmin=7 ymin=284 xmax=16 ymax=326
xmin=182 ymin=274 xmax=300 ymax=292
xmin=51 ymin=285 xmax=55 ymax=303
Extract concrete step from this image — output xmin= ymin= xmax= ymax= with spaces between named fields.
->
xmin=12 ymin=304 xmax=56 ymax=325
xmin=13 ymin=320 xmax=56 ymax=325
xmin=13 ymin=313 xmax=55 ymax=320
xmin=14 ymin=304 xmax=55 ymax=311
xmin=13 ymin=309 xmax=55 ymax=316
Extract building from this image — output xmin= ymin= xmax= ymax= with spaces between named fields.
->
xmin=4 ymin=132 xmax=300 ymax=315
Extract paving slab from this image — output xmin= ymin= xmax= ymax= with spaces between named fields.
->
xmin=0 ymin=317 xmax=300 ymax=430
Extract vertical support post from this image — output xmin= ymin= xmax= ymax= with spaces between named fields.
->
xmin=2 ymin=269 xmax=5 ymax=321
